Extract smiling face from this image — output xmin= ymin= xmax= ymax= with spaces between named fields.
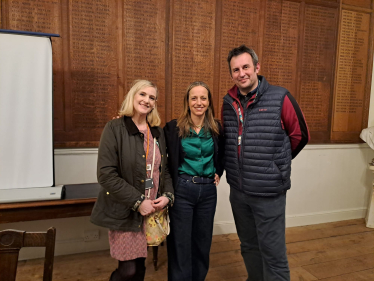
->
xmin=230 ymin=52 xmax=260 ymax=95
xmin=188 ymin=85 xmax=209 ymax=118
xmin=133 ymin=86 xmax=157 ymax=116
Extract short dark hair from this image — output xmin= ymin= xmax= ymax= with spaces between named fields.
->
xmin=227 ymin=45 xmax=259 ymax=74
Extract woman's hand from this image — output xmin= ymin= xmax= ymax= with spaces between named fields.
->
xmin=214 ymin=173 xmax=220 ymax=186
xmin=138 ymin=199 xmax=155 ymax=216
xmin=151 ymin=196 xmax=169 ymax=211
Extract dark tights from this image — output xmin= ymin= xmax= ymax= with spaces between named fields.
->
xmin=110 ymin=258 xmax=146 ymax=281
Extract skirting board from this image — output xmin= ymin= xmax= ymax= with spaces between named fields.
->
xmin=17 ymin=207 xmax=367 ymax=260
xmin=285 ymin=207 xmax=367 ymax=228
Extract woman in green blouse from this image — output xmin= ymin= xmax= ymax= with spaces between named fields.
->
xmin=164 ymin=81 xmax=224 ymax=281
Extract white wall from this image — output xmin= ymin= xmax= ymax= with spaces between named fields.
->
xmin=1 ymin=144 xmax=373 ymax=260
xmin=215 ymin=144 xmax=374 ymax=233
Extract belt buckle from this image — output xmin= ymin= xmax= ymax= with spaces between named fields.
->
xmin=192 ymin=176 xmax=198 ymax=184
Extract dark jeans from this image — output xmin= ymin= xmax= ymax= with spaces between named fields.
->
xmin=167 ymin=176 xmax=217 ymax=281
xmin=230 ymin=186 xmax=290 ymax=281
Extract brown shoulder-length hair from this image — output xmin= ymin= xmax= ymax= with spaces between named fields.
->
xmin=177 ymin=81 xmax=219 ymax=138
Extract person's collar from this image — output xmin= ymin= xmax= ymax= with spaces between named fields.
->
xmin=237 ymin=82 xmax=259 ymax=98
xmin=123 ymin=116 xmax=160 ymax=138
xmin=124 ymin=116 xmax=138 ymax=135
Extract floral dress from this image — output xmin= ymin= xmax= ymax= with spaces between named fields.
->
xmin=108 ymin=128 xmax=161 ymax=261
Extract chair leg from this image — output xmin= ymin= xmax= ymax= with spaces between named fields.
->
xmin=152 ymin=246 xmax=158 ymax=271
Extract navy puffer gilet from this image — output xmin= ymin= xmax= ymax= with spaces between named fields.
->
xmin=222 ymin=76 xmax=292 ymax=196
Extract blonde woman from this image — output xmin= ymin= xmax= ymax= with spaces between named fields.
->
xmin=91 ymin=80 xmax=174 ymax=281
xmin=164 ymin=81 xmax=224 ymax=281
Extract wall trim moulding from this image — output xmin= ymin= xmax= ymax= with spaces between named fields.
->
xmin=54 ymin=143 xmax=371 ymax=156
xmin=285 ymin=207 xmax=367 ymax=228
xmin=54 ymin=148 xmax=98 ymax=155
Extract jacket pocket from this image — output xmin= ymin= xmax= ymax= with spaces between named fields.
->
xmin=103 ymin=196 xmax=131 ymax=220
xmin=272 ymin=162 xmax=284 ymax=183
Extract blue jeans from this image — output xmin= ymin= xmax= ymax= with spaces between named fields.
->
xmin=230 ymin=186 xmax=290 ymax=281
xmin=167 ymin=176 xmax=217 ymax=281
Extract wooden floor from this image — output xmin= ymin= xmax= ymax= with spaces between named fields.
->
xmin=15 ymin=219 xmax=374 ymax=281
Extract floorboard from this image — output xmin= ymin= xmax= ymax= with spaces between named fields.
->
xmin=13 ymin=219 xmax=374 ymax=281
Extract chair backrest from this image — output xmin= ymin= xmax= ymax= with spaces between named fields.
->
xmin=0 ymin=227 xmax=56 ymax=281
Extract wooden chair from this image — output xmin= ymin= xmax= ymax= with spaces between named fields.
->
xmin=0 ymin=227 xmax=56 ymax=281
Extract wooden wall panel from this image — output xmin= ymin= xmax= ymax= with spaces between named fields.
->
xmin=299 ymin=5 xmax=338 ymax=142
xmin=170 ymin=0 xmax=216 ymax=119
xmin=332 ymin=9 xmax=371 ymax=141
xmin=123 ymin=0 xmax=166 ymax=122
xmin=0 ymin=0 xmax=372 ymax=147
xmin=343 ymin=0 xmax=372 ymax=9
xmin=261 ymin=0 xmax=300 ymax=99
xmin=218 ymin=0 xmax=261 ymax=112
xmin=54 ymin=0 xmax=119 ymax=147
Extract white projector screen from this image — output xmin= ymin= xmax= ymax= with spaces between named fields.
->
xmin=0 ymin=32 xmax=54 ymax=190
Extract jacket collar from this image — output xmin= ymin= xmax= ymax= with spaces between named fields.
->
xmin=227 ymin=75 xmax=266 ymax=103
xmin=123 ymin=116 xmax=160 ymax=138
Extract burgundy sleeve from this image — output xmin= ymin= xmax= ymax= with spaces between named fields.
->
xmin=281 ymin=93 xmax=310 ymax=159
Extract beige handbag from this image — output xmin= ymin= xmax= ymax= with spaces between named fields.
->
xmin=145 ymin=207 xmax=170 ymax=246
xmin=144 ymin=137 xmax=170 ymax=246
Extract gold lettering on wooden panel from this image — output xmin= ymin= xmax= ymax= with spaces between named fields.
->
xmin=219 ymin=0 xmax=261 ymax=112
xmin=123 ymin=0 xmax=166 ymax=120
xmin=9 ymin=0 xmax=59 ymax=32
xmin=299 ymin=5 xmax=337 ymax=132
xmin=333 ymin=10 xmax=370 ymax=132
xmin=69 ymin=0 xmax=118 ymax=132
xmin=262 ymin=0 xmax=300 ymax=97
xmin=171 ymin=0 xmax=215 ymax=119
xmin=7 ymin=0 xmax=64 ymax=131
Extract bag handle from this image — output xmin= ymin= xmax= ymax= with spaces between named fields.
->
xmin=146 ymin=137 xmax=157 ymax=199
xmin=154 ymin=208 xmax=170 ymax=235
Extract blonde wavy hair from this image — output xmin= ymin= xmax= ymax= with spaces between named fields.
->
xmin=177 ymin=81 xmax=219 ymax=138
xmin=118 ymin=80 xmax=161 ymax=127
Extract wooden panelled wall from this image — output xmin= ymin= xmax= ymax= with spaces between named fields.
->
xmin=0 ymin=0 xmax=373 ymax=147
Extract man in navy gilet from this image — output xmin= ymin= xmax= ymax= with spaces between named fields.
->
xmin=221 ymin=45 xmax=310 ymax=281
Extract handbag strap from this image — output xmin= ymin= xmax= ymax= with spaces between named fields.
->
xmin=146 ymin=137 xmax=156 ymax=199
xmin=150 ymin=137 xmax=156 ymax=178
xmin=154 ymin=208 xmax=170 ymax=235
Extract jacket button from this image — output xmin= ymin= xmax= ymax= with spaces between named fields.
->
xmin=138 ymin=225 xmax=141 ymax=228
xmin=141 ymin=180 xmax=144 ymax=183
xmin=140 ymin=134 xmax=143 ymax=137
xmin=142 ymin=155 xmax=145 ymax=158
xmin=106 ymin=192 xmax=109 ymax=195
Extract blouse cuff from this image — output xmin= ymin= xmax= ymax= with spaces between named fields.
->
xmin=132 ymin=194 xmax=145 ymax=211
xmin=162 ymin=192 xmax=174 ymax=207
